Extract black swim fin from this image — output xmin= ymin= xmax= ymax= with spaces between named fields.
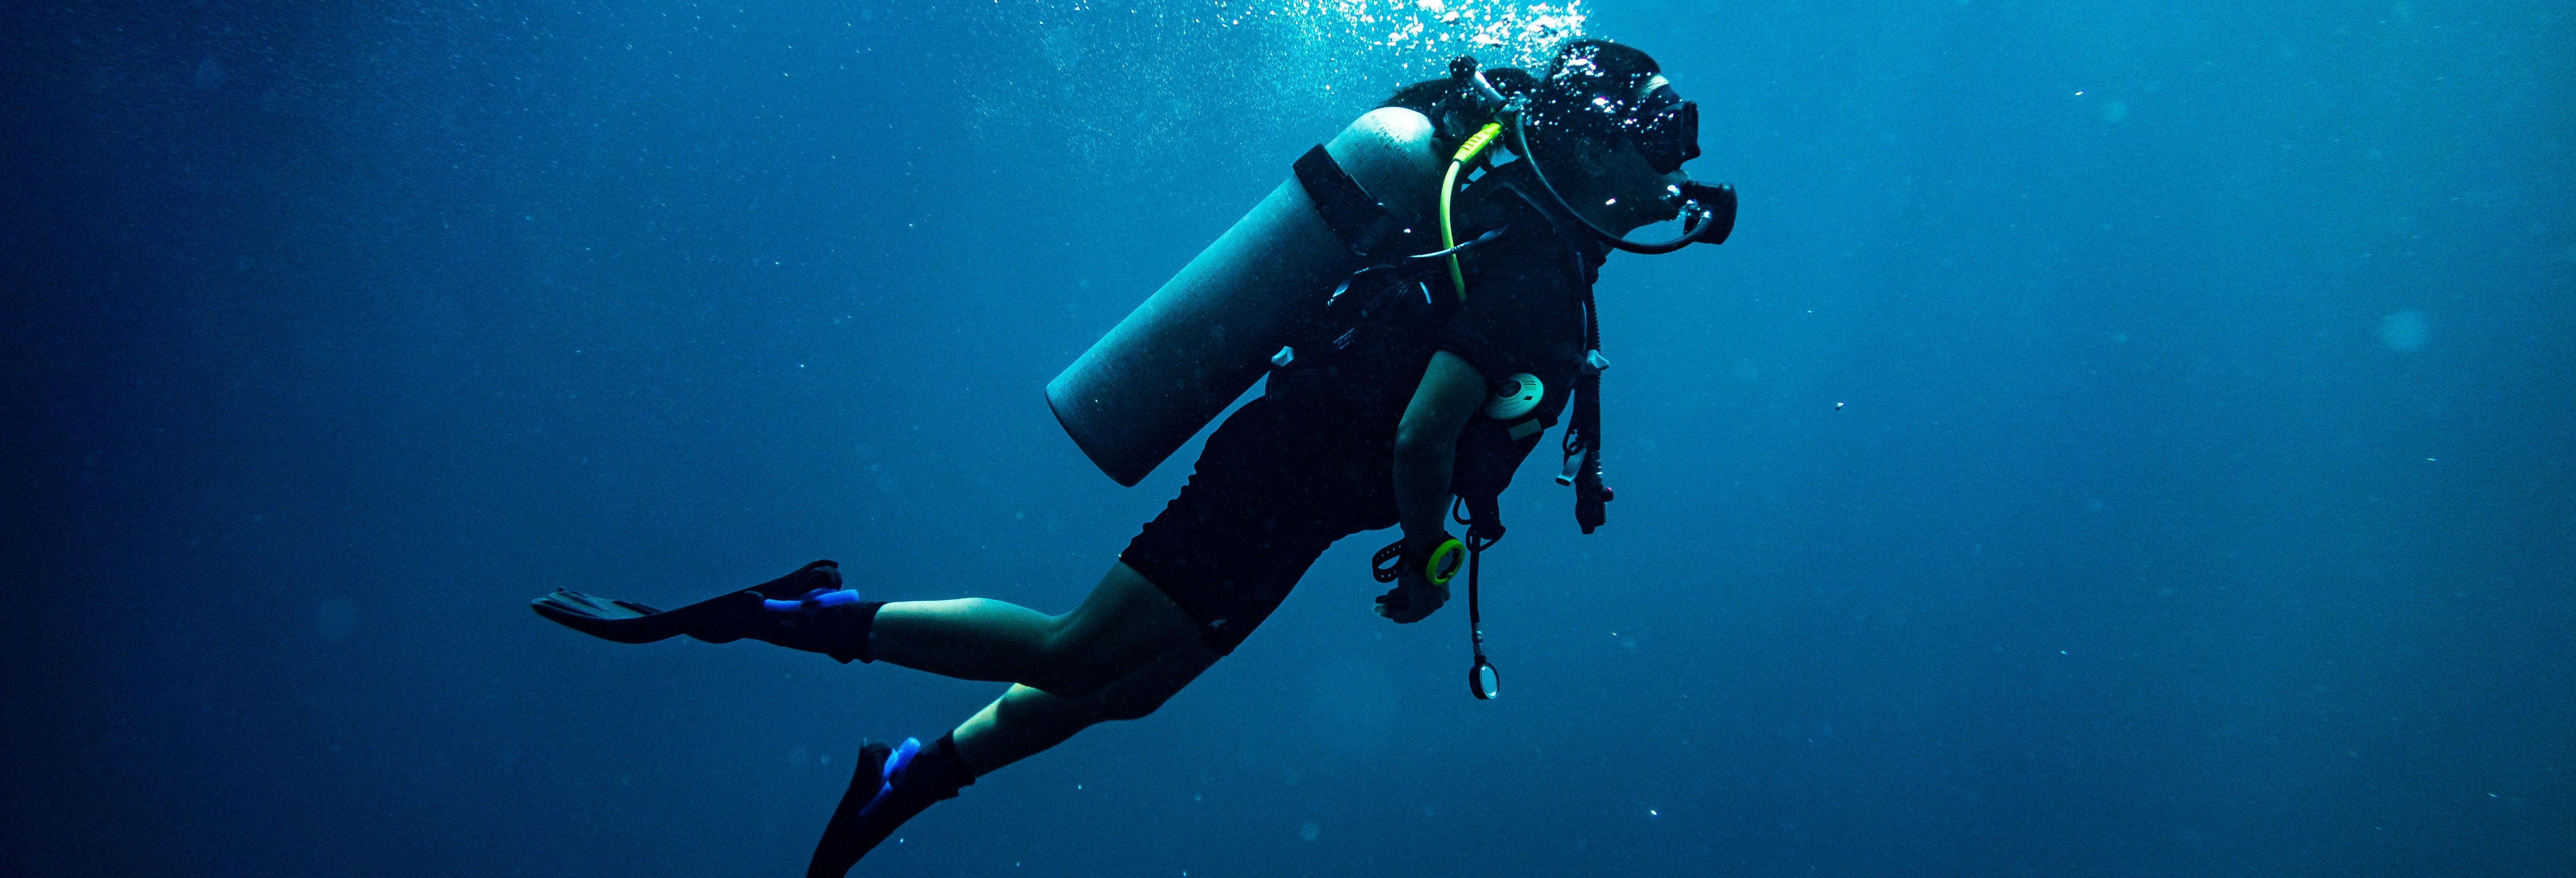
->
xmin=806 ymin=734 xmax=976 ymax=876
xmin=807 ymin=740 xmax=895 ymax=878
xmin=530 ymin=560 xmax=879 ymax=661
xmin=529 ymin=590 xmax=680 ymax=643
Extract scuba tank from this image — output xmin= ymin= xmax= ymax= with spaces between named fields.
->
xmin=1046 ymin=108 xmax=1446 ymax=486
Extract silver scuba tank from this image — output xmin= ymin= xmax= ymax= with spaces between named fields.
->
xmin=1046 ymin=107 xmax=1444 ymax=486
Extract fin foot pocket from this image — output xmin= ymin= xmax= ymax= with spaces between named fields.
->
xmin=806 ymin=733 xmax=975 ymax=874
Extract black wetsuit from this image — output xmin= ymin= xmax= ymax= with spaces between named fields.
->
xmin=1119 ymin=159 xmax=1608 ymax=653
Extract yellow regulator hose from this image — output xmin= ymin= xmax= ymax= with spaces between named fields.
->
xmin=1441 ymin=121 xmax=1505 ymax=302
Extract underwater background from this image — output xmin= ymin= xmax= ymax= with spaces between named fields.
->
xmin=5 ymin=0 xmax=2568 ymax=875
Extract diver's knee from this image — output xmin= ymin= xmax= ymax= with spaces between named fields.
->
xmin=1031 ymin=624 xmax=1163 ymax=697
xmin=1095 ymin=686 xmax=1175 ymax=722
xmin=1034 ymin=674 xmax=1113 ymax=700
xmin=1025 ymin=645 xmax=1120 ymax=698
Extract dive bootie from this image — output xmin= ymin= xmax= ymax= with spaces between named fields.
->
xmin=807 ymin=733 xmax=976 ymax=875
xmin=530 ymin=560 xmax=884 ymax=662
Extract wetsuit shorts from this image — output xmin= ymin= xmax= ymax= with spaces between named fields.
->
xmin=1119 ymin=396 xmax=1398 ymax=654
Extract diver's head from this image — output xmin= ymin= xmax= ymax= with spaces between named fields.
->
xmin=1526 ymin=40 xmax=1702 ymax=232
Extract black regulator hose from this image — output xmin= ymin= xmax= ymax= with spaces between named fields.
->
xmin=1508 ymin=117 xmax=1736 ymax=254
xmin=1461 ymin=64 xmax=1738 ymax=256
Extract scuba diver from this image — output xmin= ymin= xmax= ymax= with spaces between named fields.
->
xmin=531 ymin=39 xmax=1732 ymax=876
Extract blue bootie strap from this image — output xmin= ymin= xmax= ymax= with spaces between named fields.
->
xmin=763 ymin=588 xmax=864 ymax=612
xmin=862 ymin=737 xmax=924 ymax=814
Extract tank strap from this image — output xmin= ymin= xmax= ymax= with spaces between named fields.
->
xmin=1293 ymin=145 xmax=1397 ymax=255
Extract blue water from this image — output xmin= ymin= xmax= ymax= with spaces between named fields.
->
xmin=6 ymin=1 xmax=2568 ymax=875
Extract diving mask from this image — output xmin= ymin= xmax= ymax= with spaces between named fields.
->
xmin=1625 ymin=82 xmax=1700 ymax=175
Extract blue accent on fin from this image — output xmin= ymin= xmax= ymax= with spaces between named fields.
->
xmin=878 ymin=737 xmax=923 ymax=798
xmin=763 ymin=589 xmax=863 ymax=612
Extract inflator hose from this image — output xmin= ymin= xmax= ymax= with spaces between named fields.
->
xmin=1440 ymin=121 xmax=1506 ymax=302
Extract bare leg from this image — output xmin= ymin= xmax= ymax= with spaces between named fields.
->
xmin=948 ymin=638 xmax=1223 ymax=775
xmin=795 ymin=569 xmax=1214 ymax=872
xmin=869 ymin=562 xmax=1200 ymax=698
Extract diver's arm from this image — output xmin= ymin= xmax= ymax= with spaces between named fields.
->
xmin=1393 ymin=351 xmax=1487 ymax=556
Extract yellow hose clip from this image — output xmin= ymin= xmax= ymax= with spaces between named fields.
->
xmin=1440 ymin=121 xmax=1505 ymax=303
xmin=1425 ymin=537 xmax=1466 ymax=587
xmin=1452 ymin=121 xmax=1504 ymax=165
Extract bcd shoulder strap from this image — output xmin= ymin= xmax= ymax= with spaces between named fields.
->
xmin=1293 ymin=145 xmax=1398 ymax=256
